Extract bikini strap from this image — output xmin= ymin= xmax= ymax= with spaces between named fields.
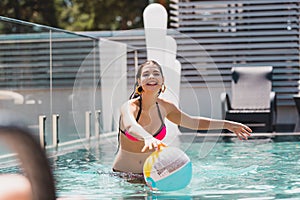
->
xmin=156 ymin=102 xmax=164 ymax=124
xmin=137 ymin=101 xmax=163 ymax=124
xmin=115 ymin=117 xmax=122 ymax=154
xmin=136 ymin=98 xmax=142 ymax=122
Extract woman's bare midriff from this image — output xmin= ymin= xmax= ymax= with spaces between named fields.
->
xmin=119 ymin=133 xmax=154 ymax=153
xmin=112 ymin=134 xmax=156 ymax=173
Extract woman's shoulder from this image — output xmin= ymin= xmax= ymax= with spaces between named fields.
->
xmin=157 ymin=98 xmax=177 ymax=111
xmin=121 ymin=98 xmax=139 ymax=105
xmin=121 ymin=98 xmax=140 ymax=112
xmin=157 ymin=97 xmax=175 ymax=104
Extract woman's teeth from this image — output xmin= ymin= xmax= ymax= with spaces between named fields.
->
xmin=147 ymin=82 xmax=157 ymax=85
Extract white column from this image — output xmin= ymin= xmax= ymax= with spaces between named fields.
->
xmin=100 ymin=39 xmax=127 ymax=132
xmin=143 ymin=3 xmax=182 ymax=145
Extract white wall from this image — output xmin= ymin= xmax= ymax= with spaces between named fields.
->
xmin=100 ymin=39 xmax=127 ymax=132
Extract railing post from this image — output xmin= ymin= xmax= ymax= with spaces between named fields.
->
xmin=52 ymin=114 xmax=59 ymax=150
xmin=134 ymin=50 xmax=138 ymax=71
xmin=95 ymin=110 xmax=101 ymax=138
xmin=38 ymin=115 xmax=46 ymax=148
xmin=85 ymin=111 xmax=91 ymax=140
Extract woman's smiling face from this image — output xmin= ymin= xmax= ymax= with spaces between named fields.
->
xmin=138 ymin=64 xmax=164 ymax=94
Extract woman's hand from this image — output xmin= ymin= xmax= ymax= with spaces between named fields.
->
xmin=225 ymin=121 xmax=252 ymax=140
xmin=141 ymin=136 xmax=167 ymax=152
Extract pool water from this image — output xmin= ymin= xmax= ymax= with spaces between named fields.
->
xmin=50 ymin=138 xmax=300 ymax=199
xmin=2 ymin=138 xmax=300 ymax=199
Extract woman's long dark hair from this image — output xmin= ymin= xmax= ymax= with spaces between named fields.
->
xmin=129 ymin=60 xmax=164 ymax=99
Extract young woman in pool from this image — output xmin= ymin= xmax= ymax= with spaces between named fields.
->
xmin=112 ymin=60 xmax=252 ymax=174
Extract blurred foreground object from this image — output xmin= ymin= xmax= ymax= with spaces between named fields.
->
xmin=0 ymin=112 xmax=56 ymax=200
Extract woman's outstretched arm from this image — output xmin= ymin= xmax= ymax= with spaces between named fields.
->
xmin=163 ymin=100 xmax=252 ymax=140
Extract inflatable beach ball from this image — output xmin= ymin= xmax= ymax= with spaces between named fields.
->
xmin=143 ymin=146 xmax=192 ymax=191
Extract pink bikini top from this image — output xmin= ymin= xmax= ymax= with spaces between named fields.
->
xmin=119 ymin=102 xmax=166 ymax=141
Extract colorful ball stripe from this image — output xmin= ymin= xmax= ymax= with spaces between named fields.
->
xmin=143 ymin=146 xmax=192 ymax=191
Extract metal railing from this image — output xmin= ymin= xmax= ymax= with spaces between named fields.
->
xmin=37 ymin=110 xmax=101 ymax=150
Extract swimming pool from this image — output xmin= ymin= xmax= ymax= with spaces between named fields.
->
xmin=2 ymin=135 xmax=300 ymax=199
